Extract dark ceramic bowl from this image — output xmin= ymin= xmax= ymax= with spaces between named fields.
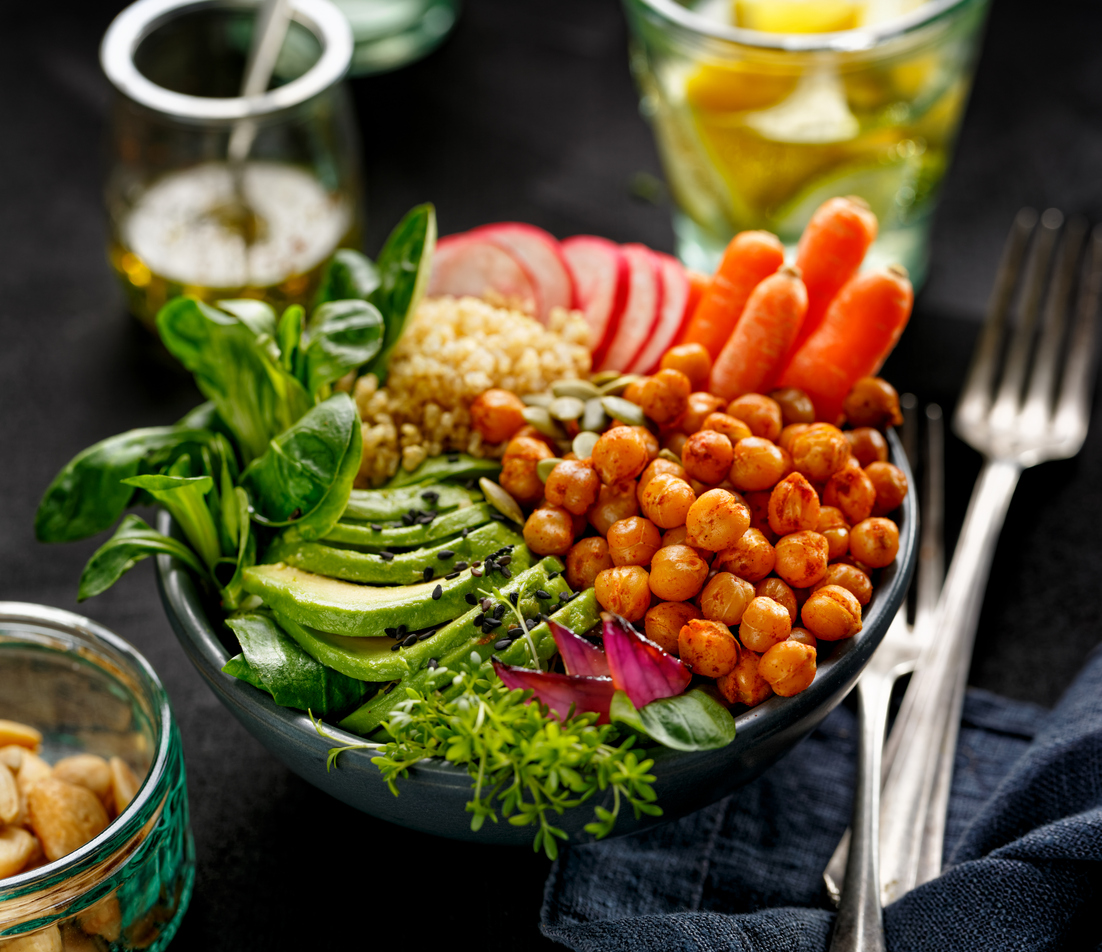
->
xmin=156 ymin=434 xmax=916 ymax=845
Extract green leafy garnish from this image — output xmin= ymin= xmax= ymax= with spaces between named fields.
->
xmin=610 ymin=688 xmax=737 ymax=752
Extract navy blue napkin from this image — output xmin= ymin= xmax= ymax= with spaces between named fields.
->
xmin=541 ymin=642 xmax=1102 ymax=951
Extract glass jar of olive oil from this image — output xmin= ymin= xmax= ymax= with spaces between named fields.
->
xmin=101 ymin=0 xmax=363 ymax=329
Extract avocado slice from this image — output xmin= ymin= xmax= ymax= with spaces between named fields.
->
xmin=342 ymin=482 xmax=474 ymax=523
xmin=274 ymin=558 xmax=567 ymax=681
xmin=266 ymin=521 xmax=518 ymax=585
xmin=322 ymin=503 xmax=498 ymax=551
xmin=387 ymin=453 xmax=501 ymax=488
xmin=241 ymin=541 xmax=533 ymax=636
xmin=338 ymin=586 xmax=601 ymax=736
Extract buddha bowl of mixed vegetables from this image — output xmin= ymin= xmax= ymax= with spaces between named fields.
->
xmin=38 ymin=199 xmax=917 ymax=853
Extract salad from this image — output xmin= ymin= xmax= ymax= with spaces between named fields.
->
xmin=36 ymin=196 xmax=911 ymax=857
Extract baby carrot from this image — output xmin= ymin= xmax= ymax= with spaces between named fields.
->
xmin=778 ymin=264 xmax=914 ymax=424
xmin=684 ymin=269 xmax=709 ymax=325
xmin=790 ymin=196 xmax=879 ymax=354
xmin=709 ymin=265 xmax=808 ymax=401
xmin=680 ymin=230 xmax=785 ymax=358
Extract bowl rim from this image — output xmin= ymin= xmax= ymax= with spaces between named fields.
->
xmin=155 ymin=429 xmax=917 ymax=794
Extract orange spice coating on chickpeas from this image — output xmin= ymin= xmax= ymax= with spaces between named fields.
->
xmin=500 ymin=436 xmax=553 ymax=505
xmin=638 ymin=459 xmax=686 ymax=501
xmin=700 ymin=572 xmax=756 ymax=626
xmin=592 ymin=427 xmax=652 ymax=484
xmin=823 ymin=458 xmax=876 ymax=524
xmin=588 ymin=479 xmax=639 ymax=535
xmin=607 ymin=516 xmax=662 ymax=566
xmin=755 ymin=577 xmax=797 ymax=621
xmin=729 ymin=437 xmax=791 ymax=492
xmin=716 ymin=650 xmax=773 ymax=707
xmin=682 ymin=430 xmax=735 ymax=485
xmin=640 ymin=369 xmax=692 ymax=426
xmin=866 ymin=461 xmax=909 ymax=516
xmin=594 ymin=565 xmax=652 ymax=621
xmin=702 ymin=412 xmax=753 ymax=444
xmin=843 ymin=377 xmax=903 ymax=429
xmin=768 ymin=472 xmax=821 ymax=535
xmin=678 ymin=618 xmax=740 ymax=678
xmin=790 ymin=424 xmax=849 ymax=482
xmin=788 ymin=627 xmax=817 ymax=648
xmin=727 ymin=394 xmax=783 ymax=442
xmin=660 ymin=524 xmax=712 ymax=561
xmin=812 ymin=563 xmax=873 ymax=606
xmin=544 ymin=459 xmax=600 ymax=515
xmin=639 ymin=473 xmax=697 ymax=529
xmin=565 ymin=537 xmax=613 ymax=591
xmin=816 ymin=506 xmax=850 ymax=560
xmin=846 ymin=427 xmax=889 ymax=466
xmin=759 ymin=640 xmax=816 ymax=696
xmin=849 ymin=517 xmax=900 ymax=568
xmin=685 ymin=489 xmax=751 ymax=551
xmin=739 ymin=596 xmax=792 ymax=652
xmin=715 ymin=528 xmax=775 ymax=583
xmin=660 ymin=343 xmax=713 ymax=391
xmin=779 ymin=422 xmax=811 ymax=454
xmin=523 ymin=505 xmax=576 ymax=556
xmin=773 ymin=530 xmax=830 ymax=588
xmin=649 ymin=544 xmax=710 ymax=601
xmin=769 ymin=388 xmax=816 ymax=426
xmin=470 ymin=389 xmax=527 ymax=444
xmin=679 ymin=392 xmax=726 ymax=435
xmin=801 ymin=584 xmax=863 ymax=641
xmin=645 ymin=601 xmax=703 ymax=654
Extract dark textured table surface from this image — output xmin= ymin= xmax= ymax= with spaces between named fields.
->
xmin=3 ymin=0 xmax=1101 ymax=948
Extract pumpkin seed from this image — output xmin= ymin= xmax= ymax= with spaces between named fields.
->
xmin=659 ymin=448 xmax=683 ymax=465
xmin=590 ymin=370 xmax=622 ymax=385
xmin=572 ymin=431 xmax=599 ymax=459
xmin=521 ymin=392 xmax=553 ymax=408
xmin=548 ymin=396 xmax=586 ymax=421
xmin=551 ymin=379 xmax=601 ymax=400
xmin=521 ymin=406 xmax=566 ymax=439
xmin=537 ymin=458 xmax=564 ymax=482
xmin=600 ymin=395 xmax=646 ymax=427
xmin=582 ymin=397 xmax=608 ymax=433
xmin=479 ymin=478 xmax=525 ymax=525
xmin=599 ymin=374 xmax=645 ymax=396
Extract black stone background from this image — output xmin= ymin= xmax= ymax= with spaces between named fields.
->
xmin=2 ymin=0 xmax=1101 ymax=948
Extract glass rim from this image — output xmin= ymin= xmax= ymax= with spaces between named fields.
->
xmin=0 ymin=602 xmax=175 ymax=905
xmin=100 ymin=0 xmax=353 ymax=123
xmin=626 ymin=0 xmax=978 ymax=52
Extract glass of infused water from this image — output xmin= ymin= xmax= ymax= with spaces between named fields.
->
xmin=101 ymin=0 xmax=362 ymax=328
xmin=621 ymin=0 xmax=990 ymax=285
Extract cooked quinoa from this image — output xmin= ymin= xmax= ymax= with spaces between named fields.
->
xmin=353 ymin=296 xmax=590 ymax=487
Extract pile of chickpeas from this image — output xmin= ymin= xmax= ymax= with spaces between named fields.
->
xmin=468 ymin=346 xmax=907 ymax=709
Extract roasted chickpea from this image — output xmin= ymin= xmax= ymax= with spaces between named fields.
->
xmin=770 ymin=388 xmax=816 ymax=426
xmin=812 ymin=563 xmax=873 ymax=606
xmin=679 ymin=392 xmax=726 ymax=435
xmin=729 ymin=437 xmax=791 ymax=492
xmin=678 ymin=618 xmax=740 ymax=678
xmin=639 ymin=473 xmax=697 ymax=529
xmin=682 ymin=429 xmax=735 ymax=485
xmin=846 ymin=427 xmax=889 ymax=466
xmin=631 ymin=426 xmax=661 ymax=461
xmin=594 ymin=565 xmax=652 ymax=622
xmin=716 ymin=650 xmax=773 ymax=707
xmin=758 ymin=640 xmax=817 ymax=696
xmin=522 ymin=505 xmax=576 ymax=556
xmin=866 ymin=461 xmax=909 ymax=516
xmin=660 ymin=343 xmax=713 ymax=391
xmin=801 ymin=584 xmax=862 ymax=641
xmin=822 ymin=458 xmax=877 ymax=525
xmin=649 ymin=544 xmax=710 ymax=601
xmin=701 ymin=412 xmax=752 ymax=444
xmin=640 ymin=369 xmax=692 ymax=426
xmin=685 ymin=488 xmax=750 ymax=551
xmin=849 ymin=517 xmax=900 ymax=568
xmin=607 ymin=516 xmax=662 ymax=566
xmin=817 ymin=506 xmax=850 ymax=560
xmin=565 ymin=537 xmax=613 ymax=591
xmin=510 ymin=424 xmax=557 ymax=452
xmin=505 ymin=434 xmax=553 ymax=462
xmin=700 ymin=572 xmax=756 ymax=626
xmin=778 ymin=422 xmax=811 ymax=454
xmin=743 ymin=490 xmax=776 ymax=540
xmin=470 ymin=389 xmax=527 ymax=444
xmin=755 ymin=577 xmax=797 ymax=621
xmin=592 ymin=427 xmax=651 ymax=484
xmin=544 ymin=459 xmax=600 ymax=515
xmin=663 ymin=430 xmax=689 ymax=458
xmin=843 ymin=377 xmax=903 ymax=429
xmin=500 ymin=438 xmax=553 ymax=505
xmin=645 ymin=601 xmax=702 ymax=654
xmin=588 ymin=479 xmax=639 ymax=536
xmin=726 ymin=394 xmax=783 ymax=442
xmin=715 ymin=528 xmax=775 ymax=583
xmin=638 ymin=458 xmax=687 ymax=499
xmin=622 ymin=378 xmax=647 ymax=405
xmin=660 ymin=524 xmax=712 ymax=561
xmin=790 ymin=424 xmax=850 ymax=482
xmin=768 ymin=472 xmax=821 ymax=536
xmin=788 ymin=627 xmax=817 ymax=648
xmin=773 ymin=530 xmax=830 ymax=589
xmin=739 ymin=596 xmax=793 ymax=652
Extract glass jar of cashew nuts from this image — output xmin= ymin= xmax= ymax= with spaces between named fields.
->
xmin=0 ymin=603 xmax=193 ymax=951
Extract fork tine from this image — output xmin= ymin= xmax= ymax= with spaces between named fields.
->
xmin=956 ymin=209 xmax=1037 ymax=433
xmin=914 ymin=404 xmax=944 ymax=628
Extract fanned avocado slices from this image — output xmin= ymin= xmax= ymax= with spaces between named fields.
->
xmin=322 ymin=503 xmax=498 ymax=551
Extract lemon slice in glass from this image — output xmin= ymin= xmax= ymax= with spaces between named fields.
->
xmin=732 ymin=0 xmax=866 ymax=33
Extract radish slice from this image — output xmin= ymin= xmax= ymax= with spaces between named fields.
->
xmin=550 ymin=620 xmax=611 ymax=678
xmin=630 ymin=252 xmax=691 ymax=375
xmin=561 ymin=236 xmax=629 ymax=364
xmin=597 ymin=244 xmax=663 ymax=373
xmin=470 ymin=223 xmax=574 ymax=323
xmin=492 ymin=660 xmax=615 ymax=723
xmin=428 ymin=233 xmax=538 ymax=315
xmin=601 ymin=613 xmax=691 ymax=709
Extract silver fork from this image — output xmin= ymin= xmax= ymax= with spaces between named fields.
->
xmin=825 ymin=399 xmax=944 ymax=951
xmin=877 ymin=208 xmax=1102 ymax=905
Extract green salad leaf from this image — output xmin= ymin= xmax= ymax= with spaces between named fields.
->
xmin=215 ymin=299 xmax=278 ymax=340
xmin=610 ymin=688 xmax=737 ymax=752
xmin=315 ymin=248 xmax=380 ymax=306
xmin=123 ymin=463 xmax=222 ymax=570
xmin=300 ymin=299 xmax=384 ymax=398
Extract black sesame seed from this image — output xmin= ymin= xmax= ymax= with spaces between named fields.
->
xmin=483 ymin=617 xmax=502 ymax=629
xmin=474 ymin=612 xmax=486 ymax=626
xmin=379 ymin=550 xmax=395 ymax=561
xmin=398 ymin=624 xmax=408 ymax=634
xmin=508 ymin=592 xmax=519 ymax=607
xmin=418 ymin=513 xmax=435 ymax=525
xmin=402 ymin=634 xmax=419 ymax=648
xmin=461 ymin=527 xmax=469 ymax=539
xmin=455 ymin=562 xmax=469 ymax=571
xmin=489 ymin=512 xmax=507 ymax=522
xmin=559 ymin=591 xmax=570 ymax=601
xmin=384 ymin=627 xmax=397 ymax=638
xmin=401 ymin=513 xmax=414 ymax=526
xmin=445 ymin=571 xmax=460 ymax=580
xmin=499 ymin=555 xmax=512 ymax=566
xmin=421 ymin=490 xmax=439 ymax=503
xmin=494 ymin=639 xmax=512 ymax=651
xmin=447 ymin=453 xmax=460 ymax=463
xmin=547 ymin=570 xmax=560 ymax=580
xmin=472 ymin=561 xmax=482 ymax=568
xmin=390 ymin=644 xmax=402 ymax=652
xmin=493 ymin=604 xmax=506 ymax=619
xmin=472 ymin=565 xmax=484 ymax=576
xmin=501 ymin=566 xmax=512 ymax=579
xmin=438 ymin=550 xmax=455 ymax=561
xmin=427 ymin=658 xmax=439 ymax=670
xmin=535 ymin=589 xmax=551 ymax=600
xmin=423 ymin=567 xmax=435 ymax=581
xmin=481 ymin=598 xmax=493 ymax=611
xmin=384 ymin=682 xmax=397 ymax=694
xmin=432 ymin=584 xmax=443 ymax=600
xmin=464 ymin=478 xmax=476 ymax=490
xmin=418 ymin=630 xmax=436 ymax=642
xmin=371 ymin=523 xmax=383 ymax=532
xmin=465 ymin=593 xmax=478 ymax=605
xmin=508 ymin=627 xmax=523 ymax=639
xmin=526 ymin=618 xmax=538 ymax=630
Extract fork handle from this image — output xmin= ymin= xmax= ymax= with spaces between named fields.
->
xmin=878 ymin=457 xmax=1022 ymax=905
